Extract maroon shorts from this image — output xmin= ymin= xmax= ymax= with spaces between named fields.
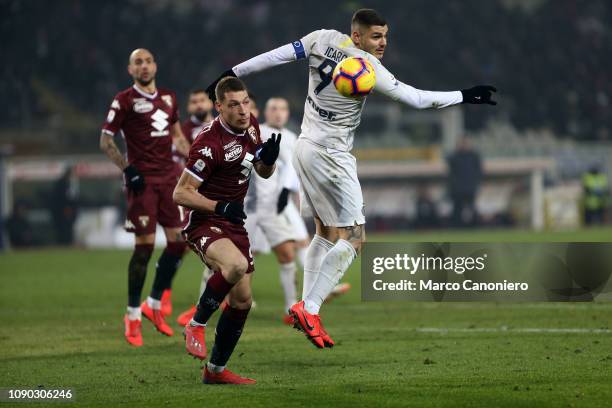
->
xmin=125 ymin=182 xmax=184 ymax=235
xmin=183 ymin=217 xmax=254 ymax=274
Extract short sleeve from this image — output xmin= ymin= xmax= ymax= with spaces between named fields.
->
xmin=184 ymin=137 xmax=219 ymax=182
xmin=101 ymin=95 xmax=127 ymax=136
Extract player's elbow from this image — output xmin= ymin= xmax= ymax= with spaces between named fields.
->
xmin=172 ymin=186 xmax=187 ymax=206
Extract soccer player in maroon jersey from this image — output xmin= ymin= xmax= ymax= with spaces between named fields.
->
xmin=173 ymin=77 xmax=281 ymax=384
xmin=99 ymin=48 xmax=192 ymax=347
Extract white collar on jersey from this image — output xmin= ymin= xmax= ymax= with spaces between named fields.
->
xmin=218 ymin=116 xmax=246 ymax=136
xmin=132 ymin=84 xmax=158 ymax=99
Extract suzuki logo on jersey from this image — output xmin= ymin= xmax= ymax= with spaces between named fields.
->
xmin=199 ymin=146 xmax=213 ymax=159
xmin=225 ymin=145 xmax=243 ymax=162
xmin=150 ymin=109 xmax=170 ymax=137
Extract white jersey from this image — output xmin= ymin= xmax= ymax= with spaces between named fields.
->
xmin=245 ymin=124 xmax=299 ymax=214
xmin=233 ymin=29 xmax=463 ymax=152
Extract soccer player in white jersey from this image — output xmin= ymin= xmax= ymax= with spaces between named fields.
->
xmin=206 ymin=9 xmax=497 ymax=348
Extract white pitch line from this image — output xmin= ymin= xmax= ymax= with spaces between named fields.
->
xmin=416 ymin=327 xmax=612 ymax=334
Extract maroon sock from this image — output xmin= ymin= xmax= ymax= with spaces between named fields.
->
xmin=192 ymin=271 xmax=235 ymax=324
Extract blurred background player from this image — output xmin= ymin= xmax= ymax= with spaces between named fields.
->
xmin=206 ymin=8 xmax=496 ymax=348
xmin=100 ymin=48 xmax=191 ymax=346
xmin=173 ymin=77 xmax=281 ymax=384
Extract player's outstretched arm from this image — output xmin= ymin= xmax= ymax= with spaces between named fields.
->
xmin=373 ymin=60 xmax=497 ymax=109
xmin=205 ymin=32 xmax=320 ymax=101
xmin=254 ymin=133 xmax=282 ymax=179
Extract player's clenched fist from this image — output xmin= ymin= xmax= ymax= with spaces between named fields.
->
xmin=258 ymin=133 xmax=282 ymax=166
xmin=215 ymin=201 xmax=247 ymax=225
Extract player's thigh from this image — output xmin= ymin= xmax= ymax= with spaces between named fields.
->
xmin=227 ymin=273 xmax=252 ymax=309
xmin=260 ymin=213 xmax=296 ymax=253
xmin=125 ymin=184 xmax=158 ymax=236
xmin=135 ymin=233 xmax=156 ymax=245
xmin=204 ymin=238 xmax=249 ymax=282
xmin=163 ymin=226 xmax=184 ymax=243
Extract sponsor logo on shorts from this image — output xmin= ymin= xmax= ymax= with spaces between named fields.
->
xmin=194 ymin=159 xmax=205 ymax=171
xmin=134 ymin=100 xmax=154 ymax=113
xmin=138 ymin=216 xmax=150 ymax=227
xmin=224 ymin=145 xmax=243 ymax=162
xmin=125 ymin=219 xmax=135 ymax=230
xmin=161 ymin=95 xmax=173 ymax=108
xmin=210 ymin=227 xmax=222 ymax=234
xmin=199 ymin=146 xmax=213 ymax=159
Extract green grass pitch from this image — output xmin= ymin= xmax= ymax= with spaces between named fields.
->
xmin=1 ymin=228 xmax=611 ymax=407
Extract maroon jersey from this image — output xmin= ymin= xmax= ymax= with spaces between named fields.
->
xmin=101 ymin=85 xmax=179 ymax=183
xmin=183 ymin=114 xmax=262 ymax=228
xmin=173 ymin=116 xmax=209 ymax=170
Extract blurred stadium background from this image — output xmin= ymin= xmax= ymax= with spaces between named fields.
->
xmin=1 ymin=0 xmax=611 ymax=249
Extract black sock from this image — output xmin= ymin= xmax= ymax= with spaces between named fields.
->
xmin=210 ymin=306 xmax=250 ymax=367
xmin=193 ymin=270 xmax=235 ymax=324
xmin=128 ymin=244 xmax=154 ymax=307
xmin=150 ymin=248 xmax=183 ymax=299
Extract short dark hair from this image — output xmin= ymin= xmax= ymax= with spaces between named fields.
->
xmin=215 ymin=77 xmax=248 ymax=102
xmin=351 ymin=8 xmax=386 ymax=29
xmin=189 ymin=88 xmax=206 ymax=96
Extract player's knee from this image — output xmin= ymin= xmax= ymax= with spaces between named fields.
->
xmin=228 ymin=294 xmax=252 ymax=310
xmin=274 ymin=242 xmax=295 ymax=264
xmin=341 ymin=225 xmax=364 ymax=254
xmin=222 ymin=256 xmax=249 ymax=279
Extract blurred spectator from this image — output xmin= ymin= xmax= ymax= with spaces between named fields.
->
xmin=48 ymin=166 xmax=79 ymax=245
xmin=6 ymin=202 xmax=34 ymax=248
xmin=414 ymin=186 xmax=439 ymax=229
xmin=447 ymin=138 xmax=483 ymax=227
xmin=581 ymin=165 xmax=608 ymax=225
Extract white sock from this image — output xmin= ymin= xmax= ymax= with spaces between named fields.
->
xmin=126 ymin=306 xmax=141 ymax=321
xmin=207 ymin=362 xmax=225 ymax=373
xmin=199 ymin=265 xmax=213 ymax=297
xmin=305 ymin=239 xmax=356 ymax=315
xmin=146 ymin=296 xmax=161 ymax=310
xmin=189 ymin=318 xmax=206 ymax=327
xmin=301 ymin=235 xmax=334 ymax=300
xmin=296 ymin=246 xmax=307 ymax=270
xmin=279 ymin=262 xmax=298 ymax=312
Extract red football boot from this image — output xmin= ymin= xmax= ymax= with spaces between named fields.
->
xmin=183 ymin=323 xmax=207 ymax=360
xmin=176 ymin=305 xmax=197 ymax=326
xmin=141 ymin=301 xmax=174 ymax=336
xmin=316 ymin=315 xmax=335 ymax=348
xmin=324 ymin=282 xmax=351 ymax=304
xmin=282 ymin=314 xmax=295 ymax=325
xmin=203 ymin=366 xmax=256 ymax=385
xmin=288 ymin=301 xmax=324 ymax=348
xmin=161 ymin=289 xmax=172 ymax=316
xmin=123 ymin=315 xmax=143 ymax=347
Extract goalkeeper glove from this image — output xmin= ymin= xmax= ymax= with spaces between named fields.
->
xmin=461 ymin=85 xmax=497 ymax=105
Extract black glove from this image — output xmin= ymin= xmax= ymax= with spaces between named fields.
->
xmin=215 ymin=201 xmax=247 ymax=225
xmin=461 ymin=85 xmax=497 ymax=105
xmin=277 ymin=188 xmax=290 ymax=214
xmin=259 ymin=133 xmax=282 ymax=166
xmin=205 ymin=69 xmax=237 ymax=102
xmin=123 ymin=164 xmax=145 ymax=194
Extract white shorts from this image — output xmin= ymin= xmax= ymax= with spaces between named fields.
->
xmin=293 ymin=138 xmax=366 ymax=227
xmin=284 ymin=200 xmax=309 ymax=241
xmin=245 ymin=211 xmax=297 ymax=252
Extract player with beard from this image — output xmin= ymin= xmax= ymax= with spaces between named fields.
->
xmin=174 ymin=77 xmax=281 ymax=384
xmin=100 ymin=48 xmax=191 ymax=347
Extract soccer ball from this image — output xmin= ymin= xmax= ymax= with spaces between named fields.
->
xmin=332 ymin=57 xmax=376 ymax=98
